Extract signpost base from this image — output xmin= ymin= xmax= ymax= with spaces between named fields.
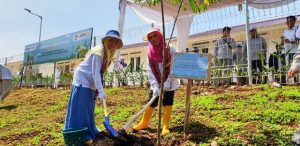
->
xmin=184 ymin=79 xmax=192 ymax=138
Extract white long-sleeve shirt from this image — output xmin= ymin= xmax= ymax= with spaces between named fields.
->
xmin=214 ymin=37 xmax=236 ymax=59
xmin=244 ymin=37 xmax=267 ymax=61
xmin=73 ymin=54 xmax=104 ymax=92
xmin=297 ymin=25 xmax=300 ymax=39
xmin=290 ymin=26 xmax=300 ymax=71
xmin=290 ymin=45 xmax=300 ymax=72
xmin=283 ymin=25 xmax=299 ymax=54
xmin=147 ymin=47 xmax=179 ymax=91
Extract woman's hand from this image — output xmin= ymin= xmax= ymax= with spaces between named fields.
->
xmin=153 ymin=87 xmax=160 ymax=97
xmin=163 ymin=81 xmax=171 ymax=91
xmin=97 ymin=90 xmax=107 ymax=100
xmin=288 ymin=69 xmax=298 ymax=78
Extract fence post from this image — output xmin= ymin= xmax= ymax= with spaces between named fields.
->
xmin=245 ymin=0 xmax=252 ymax=85
xmin=4 ymin=57 xmax=7 ymax=66
xmin=53 ymin=62 xmax=56 ymax=88
xmin=93 ymin=36 xmax=96 ymax=47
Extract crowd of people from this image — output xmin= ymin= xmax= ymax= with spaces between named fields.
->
xmin=213 ymin=15 xmax=300 ymax=85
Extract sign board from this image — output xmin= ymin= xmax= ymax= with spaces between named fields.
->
xmin=171 ymin=53 xmax=211 ymax=80
xmin=170 ymin=53 xmax=211 ymax=138
xmin=23 ymin=28 xmax=93 ymax=66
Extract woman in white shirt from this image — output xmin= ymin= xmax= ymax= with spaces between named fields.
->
xmin=64 ymin=30 xmax=123 ymax=145
xmin=281 ymin=16 xmax=299 ymax=64
xmin=132 ymin=28 xmax=179 ymax=135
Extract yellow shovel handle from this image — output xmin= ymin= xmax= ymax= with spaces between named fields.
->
xmin=102 ymin=98 xmax=108 ymax=117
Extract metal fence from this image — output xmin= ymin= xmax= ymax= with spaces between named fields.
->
xmin=1 ymin=0 xmax=300 ymax=86
xmin=0 ymin=54 xmax=24 ymax=66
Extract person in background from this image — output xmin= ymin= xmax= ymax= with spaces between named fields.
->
xmin=281 ymin=16 xmax=299 ymax=83
xmin=233 ymin=44 xmax=247 ymax=85
xmin=63 ymin=30 xmax=123 ymax=145
xmin=281 ymin=15 xmax=299 ymax=65
xmin=244 ymin=27 xmax=267 ymax=84
xmin=214 ymin=26 xmax=236 ymax=86
xmin=117 ymin=57 xmax=128 ymax=86
xmin=119 ymin=57 xmax=127 ymax=71
xmin=132 ymin=28 xmax=179 ymax=135
xmin=53 ymin=68 xmax=62 ymax=89
xmin=269 ymin=44 xmax=283 ymax=83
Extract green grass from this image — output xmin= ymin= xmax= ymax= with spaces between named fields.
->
xmin=282 ymin=89 xmax=300 ymax=99
xmin=0 ymin=86 xmax=299 ymax=145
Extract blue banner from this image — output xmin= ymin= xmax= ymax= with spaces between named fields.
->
xmin=24 ymin=28 xmax=93 ymax=65
xmin=171 ymin=53 xmax=211 ymax=80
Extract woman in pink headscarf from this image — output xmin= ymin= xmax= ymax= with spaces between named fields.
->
xmin=132 ymin=28 xmax=179 ymax=135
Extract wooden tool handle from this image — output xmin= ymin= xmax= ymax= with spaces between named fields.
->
xmin=122 ymin=95 xmax=157 ymax=131
xmin=102 ymin=98 xmax=108 ymax=117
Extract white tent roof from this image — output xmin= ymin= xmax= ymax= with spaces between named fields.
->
xmin=127 ymin=0 xmax=295 ymax=19
xmin=122 ymin=0 xmax=296 ymax=51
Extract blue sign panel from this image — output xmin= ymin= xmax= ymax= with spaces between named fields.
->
xmin=24 ymin=28 xmax=93 ymax=65
xmin=171 ymin=53 xmax=210 ymax=80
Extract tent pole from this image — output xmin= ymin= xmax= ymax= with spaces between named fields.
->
xmin=53 ymin=62 xmax=56 ymax=88
xmin=4 ymin=57 xmax=7 ymax=66
xmin=245 ymin=0 xmax=252 ymax=85
xmin=116 ymin=0 xmax=127 ymax=71
xmin=93 ymin=36 xmax=96 ymax=47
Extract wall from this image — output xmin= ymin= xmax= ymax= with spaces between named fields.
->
xmin=6 ymin=61 xmax=23 ymax=77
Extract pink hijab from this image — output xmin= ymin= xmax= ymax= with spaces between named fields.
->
xmin=147 ymin=29 xmax=164 ymax=63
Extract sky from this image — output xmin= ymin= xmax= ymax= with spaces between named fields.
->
xmin=0 ymin=0 xmax=147 ymax=59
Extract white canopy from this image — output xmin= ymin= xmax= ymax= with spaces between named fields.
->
xmin=0 ymin=64 xmax=13 ymax=101
xmin=127 ymin=0 xmax=295 ymax=17
xmin=120 ymin=0 xmax=296 ymax=51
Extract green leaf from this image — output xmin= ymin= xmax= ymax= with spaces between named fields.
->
xmin=199 ymin=3 xmax=207 ymax=11
xmin=189 ymin=0 xmax=200 ymax=12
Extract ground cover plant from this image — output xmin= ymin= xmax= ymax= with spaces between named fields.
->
xmin=0 ymin=85 xmax=299 ymax=145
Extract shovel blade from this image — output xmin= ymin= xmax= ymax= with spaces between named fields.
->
xmin=103 ymin=122 xmax=119 ymax=137
xmin=103 ymin=116 xmax=119 ymax=137
xmin=105 ymin=116 xmax=110 ymax=124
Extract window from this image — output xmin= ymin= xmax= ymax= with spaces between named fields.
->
xmin=202 ymin=48 xmax=208 ymax=54
xmin=130 ymin=58 xmax=134 ymax=72
xmin=136 ymin=57 xmax=141 ymax=72
xmin=65 ymin=65 xmax=70 ymax=73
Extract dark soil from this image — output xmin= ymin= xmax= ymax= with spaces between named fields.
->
xmin=93 ymin=121 xmax=218 ymax=146
xmin=93 ymin=130 xmax=155 ymax=146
